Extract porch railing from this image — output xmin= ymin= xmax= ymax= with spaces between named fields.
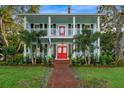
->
xmin=29 ymin=28 xmax=81 ymax=36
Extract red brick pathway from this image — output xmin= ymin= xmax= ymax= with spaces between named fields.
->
xmin=47 ymin=60 xmax=77 ymax=88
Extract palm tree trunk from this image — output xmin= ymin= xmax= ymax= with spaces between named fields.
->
xmin=16 ymin=42 xmax=22 ymax=53
xmin=1 ymin=17 xmax=9 ymax=46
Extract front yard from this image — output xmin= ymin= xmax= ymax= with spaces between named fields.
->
xmin=74 ymin=67 xmax=124 ymax=88
xmin=0 ymin=66 xmax=49 ymax=88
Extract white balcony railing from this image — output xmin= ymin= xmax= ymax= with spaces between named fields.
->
xmin=30 ymin=28 xmax=81 ymax=37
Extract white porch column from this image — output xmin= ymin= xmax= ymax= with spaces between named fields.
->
xmin=73 ymin=16 xmax=76 ymax=35
xmin=48 ymin=16 xmax=51 ymax=36
xmin=73 ymin=16 xmax=76 ymax=57
xmin=24 ymin=44 xmax=27 ymax=59
xmin=48 ymin=16 xmax=51 ymax=57
xmin=42 ymin=44 xmax=45 ymax=57
xmin=97 ymin=16 xmax=101 ymax=60
xmin=23 ymin=16 xmax=27 ymax=60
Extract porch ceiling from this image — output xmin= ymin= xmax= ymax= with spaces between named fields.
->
xmin=26 ymin=15 xmax=97 ymax=24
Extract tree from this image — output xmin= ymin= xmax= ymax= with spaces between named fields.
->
xmin=2 ymin=45 xmax=16 ymax=63
xmin=0 ymin=5 xmax=40 ymax=50
xmin=100 ymin=30 xmax=117 ymax=52
xmin=19 ymin=30 xmax=47 ymax=64
xmin=97 ymin=5 xmax=124 ymax=62
xmin=75 ymin=30 xmax=100 ymax=64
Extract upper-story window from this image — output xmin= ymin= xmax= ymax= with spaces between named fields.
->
xmin=91 ymin=24 xmax=94 ymax=29
xmin=51 ymin=24 xmax=56 ymax=35
xmin=53 ymin=24 xmax=56 ymax=28
xmin=77 ymin=24 xmax=80 ymax=35
xmin=35 ymin=24 xmax=40 ymax=30
xmin=68 ymin=24 xmax=72 ymax=36
xmin=82 ymin=24 xmax=94 ymax=30
xmin=31 ymin=24 xmax=34 ymax=29
xmin=40 ymin=24 xmax=43 ymax=29
xmin=44 ymin=24 xmax=47 ymax=29
xmin=77 ymin=24 xmax=80 ymax=28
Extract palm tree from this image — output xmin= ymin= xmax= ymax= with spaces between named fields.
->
xmin=0 ymin=5 xmax=41 ymax=49
xmin=19 ymin=30 xmax=47 ymax=64
xmin=75 ymin=29 xmax=100 ymax=64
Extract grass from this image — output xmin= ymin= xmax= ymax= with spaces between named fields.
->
xmin=75 ymin=67 xmax=124 ymax=88
xmin=0 ymin=66 xmax=49 ymax=88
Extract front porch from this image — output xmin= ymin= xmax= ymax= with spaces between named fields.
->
xmin=24 ymin=38 xmax=74 ymax=61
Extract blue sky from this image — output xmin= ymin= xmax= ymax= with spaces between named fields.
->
xmin=40 ymin=5 xmax=97 ymax=14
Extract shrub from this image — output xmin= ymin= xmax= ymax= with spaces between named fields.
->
xmin=79 ymin=78 xmax=111 ymax=88
xmin=72 ymin=57 xmax=76 ymax=65
xmin=51 ymin=54 xmax=56 ymax=60
xmin=47 ymin=56 xmax=52 ymax=66
xmin=36 ymin=56 xmax=43 ymax=64
xmin=68 ymin=54 xmax=72 ymax=59
xmin=100 ymin=51 xmax=113 ymax=65
xmin=14 ymin=54 xmax=24 ymax=65
xmin=113 ymin=56 xmax=123 ymax=66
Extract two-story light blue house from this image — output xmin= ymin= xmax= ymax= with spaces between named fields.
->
xmin=19 ymin=13 xmax=102 ymax=61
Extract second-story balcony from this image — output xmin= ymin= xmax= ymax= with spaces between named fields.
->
xmin=30 ymin=28 xmax=82 ymax=37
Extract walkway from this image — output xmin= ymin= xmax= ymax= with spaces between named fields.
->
xmin=47 ymin=60 xmax=77 ymax=88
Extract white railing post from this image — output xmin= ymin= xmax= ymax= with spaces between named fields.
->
xmin=73 ymin=16 xmax=76 ymax=57
xmin=97 ymin=16 xmax=101 ymax=61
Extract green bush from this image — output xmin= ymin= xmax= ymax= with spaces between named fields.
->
xmin=100 ymin=51 xmax=113 ymax=65
xmin=79 ymin=78 xmax=110 ymax=88
xmin=51 ymin=54 xmax=56 ymax=59
xmin=68 ymin=54 xmax=72 ymax=59
xmin=113 ymin=56 xmax=124 ymax=66
xmin=14 ymin=54 xmax=24 ymax=65
xmin=72 ymin=57 xmax=76 ymax=65
xmin=36 ymin=56 xmax=43 ymax=64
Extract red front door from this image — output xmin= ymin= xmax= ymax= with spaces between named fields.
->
xmin=59 ymin=26 xmax=65 ymax=36
xmin=57 ymin=45 xmax=67 ymax=59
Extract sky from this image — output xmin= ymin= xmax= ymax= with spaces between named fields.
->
xmin=40 ymin=5 xmax=97 ymax=14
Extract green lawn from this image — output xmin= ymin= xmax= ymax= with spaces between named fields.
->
xmin=75 ymin=67 xmax=124 ymax=88
xmin=0 ymin=66 xmax=49 ymax=88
